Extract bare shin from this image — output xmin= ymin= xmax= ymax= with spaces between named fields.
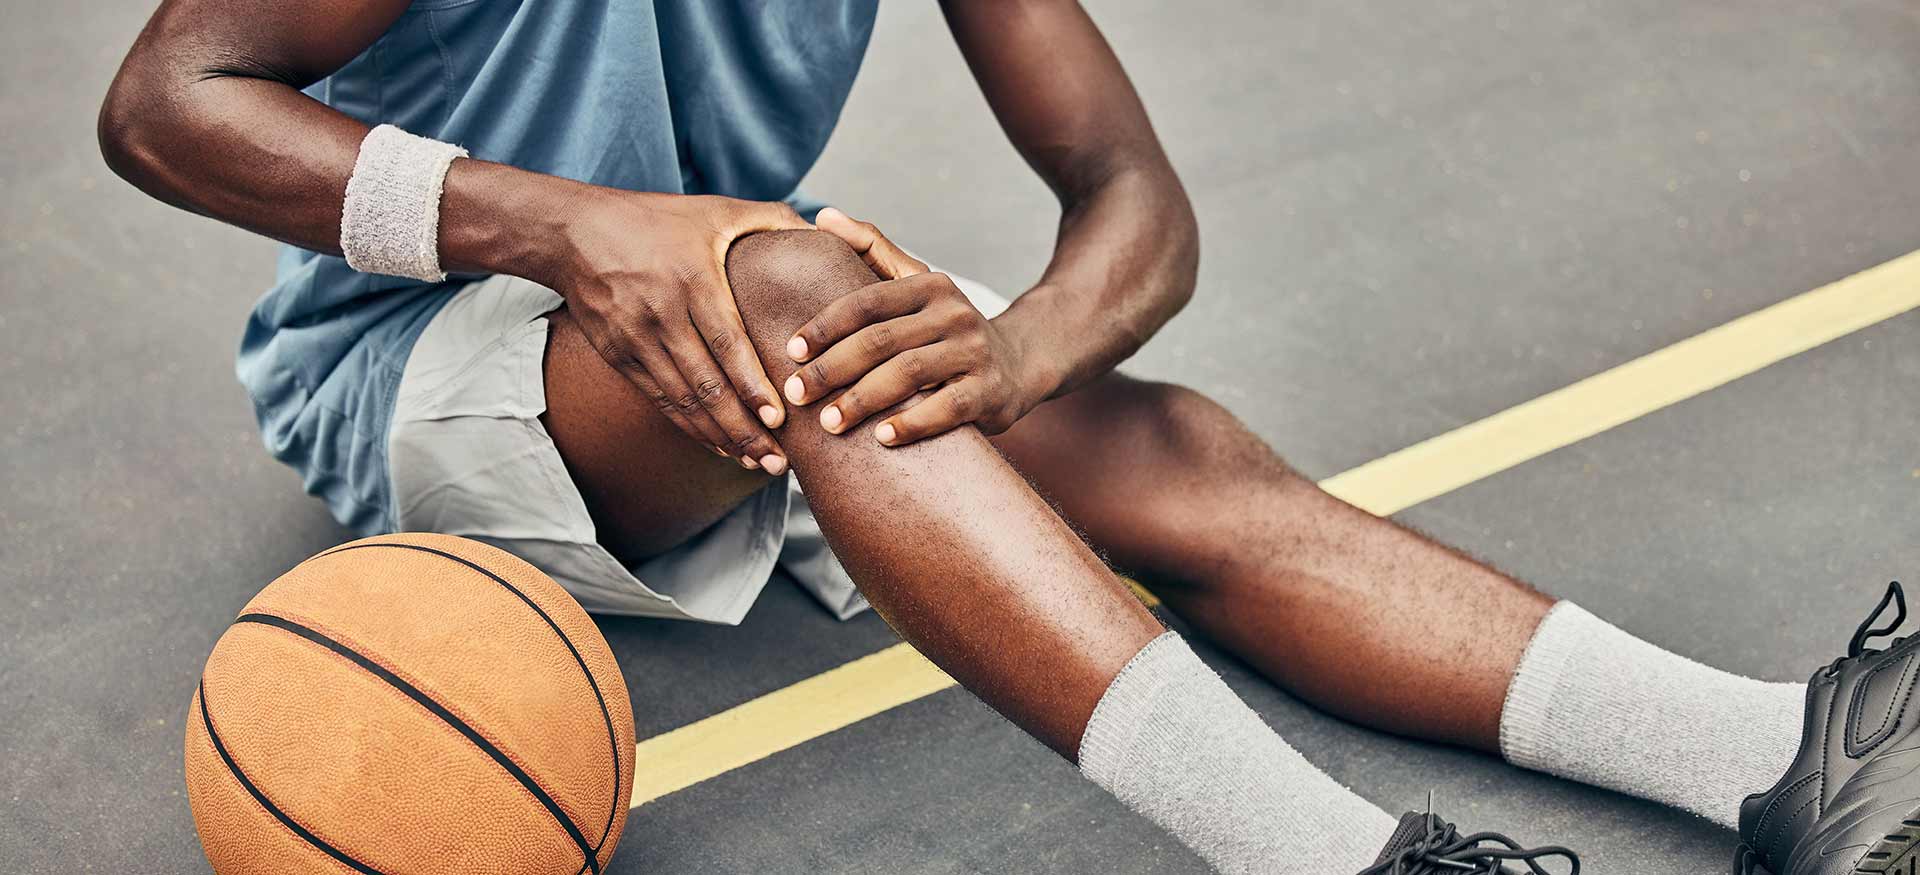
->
xmin=722 ymin=230 xmax=1164 ymax=758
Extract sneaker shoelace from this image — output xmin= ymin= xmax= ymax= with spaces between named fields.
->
xmin=1825 ymin=580 xmax=1910 ymax=678
xmin=1356 ymin=811 xmax=1579 ymax=875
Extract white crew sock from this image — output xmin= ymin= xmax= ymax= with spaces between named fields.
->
xmin=1078 ymin=632 xmax=1396 ymax=874
xmin=1499 ymin=601 xmax=1805 ymax=829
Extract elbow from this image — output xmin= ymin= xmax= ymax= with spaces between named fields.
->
xmin=1071 ymin=160 xmax=1201 ymax=313
xmin=1161 ymin=177 xmax=1200 ymax=313
xmin=96 ymin=64 xmax=178 ymax=190
xmin=97 ymin=77 xmax=149 ymax=185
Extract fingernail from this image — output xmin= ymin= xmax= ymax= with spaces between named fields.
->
xmin=784 ymin=374 xmax=805 ymax=405
xmin=741 ymin=455 xmax=760 ymax=470
xmin=713 ymin=446 xmax=728 ymax=457
xmin=758 ymin=404 xmax=780 ymax=428
xmin=760 ymin=454 xmax=787 ymax=476
xmin=876 ymin=422 xmax=897 ymax=444
xmin=787 ymin=336 xmax=809 ymax=360
xmin=820 ymin=405 xmax=843 ymax=431
xmin=818 ymin=206 xmax=845 ymax=224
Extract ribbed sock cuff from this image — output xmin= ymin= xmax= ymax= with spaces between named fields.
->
xmin=1077 ymin=631 xmax=1189 ymax=781
xmin=1498 ymin=601 xmax=1585 ymax=769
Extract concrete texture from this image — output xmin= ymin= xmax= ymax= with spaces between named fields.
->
xmin=4 ymin=0 xmax=1919 ymax=871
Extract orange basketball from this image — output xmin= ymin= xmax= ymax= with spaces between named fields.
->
xmin=184 ymin=533 xmax=635 ymax=874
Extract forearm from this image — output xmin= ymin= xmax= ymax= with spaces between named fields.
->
xmin=998 ymin=164 xmax=1199 ymax=401
xmin=941 ymin=0 xmax=1199 ymax=403
xmin=100 ymin=56 xmax=583 ymax=287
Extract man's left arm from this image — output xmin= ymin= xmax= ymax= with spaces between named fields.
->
xmin=941 ymin=0 xmax=1198 ymax=399
xmin=790 ymin=0 xmax=1197 ymax=445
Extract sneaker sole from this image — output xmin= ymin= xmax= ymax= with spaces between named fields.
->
xmin=1734 ymin=808 xmax=1920 ymax=875
xmin=1857 ymin=808 xmax=1920 ymax=874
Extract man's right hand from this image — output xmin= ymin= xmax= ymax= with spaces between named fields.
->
xmin=553 ymin=190 xmax=811 ymax=475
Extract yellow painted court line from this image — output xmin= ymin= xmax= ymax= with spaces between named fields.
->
xmin=1322 ymin=249 xmax=1920 ymax=517
xmin=632 ymin=249 xmax=1920 ymax=808
xmin=630 ymin=641 xmax=957 ymax=804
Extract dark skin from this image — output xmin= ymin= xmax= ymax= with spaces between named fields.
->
xmin=103 ymin=0 xmax=1551 ymax=757
xmin=99 ymin=0 xmax=812 ymax=473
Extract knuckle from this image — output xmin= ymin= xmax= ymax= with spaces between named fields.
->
xmin=606 ymin=323 xmax=648 ymax=358
xmin=925 ymin=282 xmax=960 ymax=312
xmin=860 ymin=324 xmax=894 ymax=357
xmin=704 ymin=328 xmax=739 ymax=357
xmin=954 ymin=327 xmax=986 ymax=354
xmin=632 ymin=301 xmax=669 ymax=328
xmin=900 ymin=352 xmax=930 ymax=386
xmin=950 ymin=300 xmax=984 ymax=328
xmin=692 ymin=377 xmax=727 ymax=407
xmin=596 ymin=337 xmax=637 ymax=368
xmin=641 ymin=384 xmax=674 ymax=410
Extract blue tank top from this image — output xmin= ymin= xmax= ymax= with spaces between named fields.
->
xmin=237 ymin=0 xmax=877 ymax=534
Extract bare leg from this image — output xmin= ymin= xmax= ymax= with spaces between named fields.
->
xmin=543 ymin=309 xmax=774 ymax=563
xmin=543 ymin=230 xmax=1161 ymax=757
xmin=990 ymin=374 xmax=1554 ymax=751
xmin=545 ymin=234 xmax=1466 ymax=871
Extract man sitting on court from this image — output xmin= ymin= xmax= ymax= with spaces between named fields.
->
xmin=99 ymin=1 xmax=1920 ymax=872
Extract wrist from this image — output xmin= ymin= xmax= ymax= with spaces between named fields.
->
xmin=995 ymin=299 xmax=1070 ymax=406
xmin=437 ymin=158 xmax=592 ymax=289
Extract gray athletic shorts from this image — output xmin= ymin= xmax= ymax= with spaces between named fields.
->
xmin=387 ymin=268 xmax=1011 ymax=624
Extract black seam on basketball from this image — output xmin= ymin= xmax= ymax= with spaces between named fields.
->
xmin=316 ymin=540 xmax=624 ymax=855
xmin=197 ymin=682 xmax=387 ymax=875
xmin=234 ymin=612 xmax=603 ymax=875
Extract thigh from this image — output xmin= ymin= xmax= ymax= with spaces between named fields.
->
xmin=990 ymin=372 xmax=1270 ymax=572
xmin=540 ymin=305 xmax=772 ymax=564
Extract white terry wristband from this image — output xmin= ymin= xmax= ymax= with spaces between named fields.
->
xmin=340 ymin=124 xmax=469 ymax=282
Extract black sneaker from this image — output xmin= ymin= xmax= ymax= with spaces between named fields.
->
xmin=1737 ymin=582 xmax=1920 ymax=874
xmin=1358 ymin=803 xmax=1579 ymax=874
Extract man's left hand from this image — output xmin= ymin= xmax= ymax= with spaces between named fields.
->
xmin=781 ymin=207 xmax=1042 ymax=447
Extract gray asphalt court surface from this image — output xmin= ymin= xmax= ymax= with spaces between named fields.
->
xmin=6 ymin=0 xmax=1920 ymax=871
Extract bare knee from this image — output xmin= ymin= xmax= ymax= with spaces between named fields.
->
xmin=725 ymin=229 xmax=879 ymax=358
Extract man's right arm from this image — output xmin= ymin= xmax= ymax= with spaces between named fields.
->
xmin=99 ymin=0 xmax=578 ymax=284
xmin=99 ymin=0 xmax=806 ymax=470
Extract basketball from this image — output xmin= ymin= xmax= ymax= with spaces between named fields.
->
xmin=183 ymin=533 xmax=634 ymax=874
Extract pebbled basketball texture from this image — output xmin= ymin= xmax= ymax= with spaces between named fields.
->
xmin=184 ymin=533 xmax=635 ymax=874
